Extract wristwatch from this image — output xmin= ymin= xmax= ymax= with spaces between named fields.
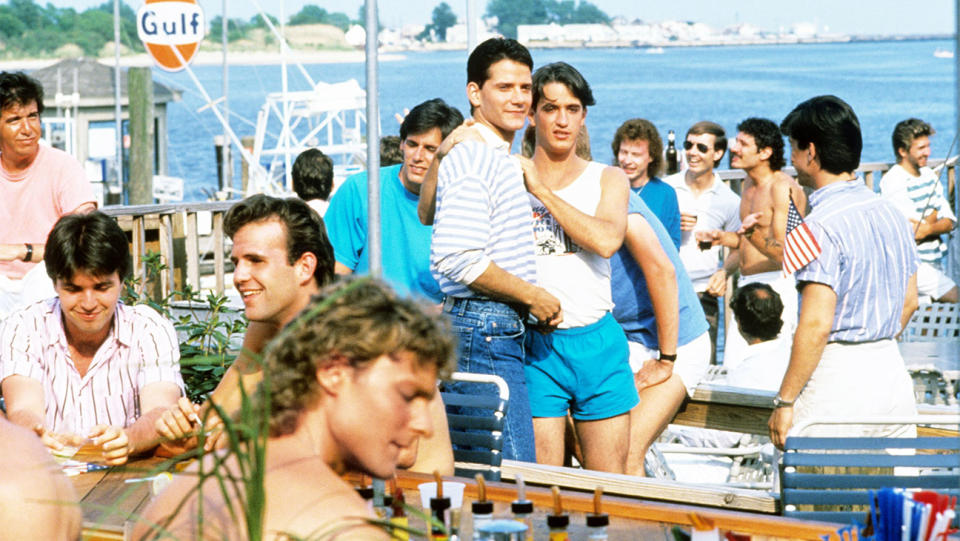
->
xmin=23 ymin=243 xmax=33 ymax=262
xmin=772 ymin=393 xmax=794 ymax=409
xmin=658 ymin=352 xmax=677 ymax=362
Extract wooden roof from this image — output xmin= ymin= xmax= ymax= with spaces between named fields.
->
xmin=30 ymin=58 xmax=181 ymax=108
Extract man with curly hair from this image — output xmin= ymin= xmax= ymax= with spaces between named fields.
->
xmin=136 ymin=278 xmax=456 ymax=540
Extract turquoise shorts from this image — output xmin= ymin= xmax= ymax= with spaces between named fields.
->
xmin=524 ymin=312 xmax=638 ymax=420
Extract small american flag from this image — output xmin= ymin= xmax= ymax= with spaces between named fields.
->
xmin=782 ymin=195 xmax=821 ymax=275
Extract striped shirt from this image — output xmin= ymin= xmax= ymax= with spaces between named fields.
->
xmin=796 ymin=180 xmax=920 ymax=343
xmin=0 ymin=299 xmax=184 ymax=434
xmin=431 ymin=124 xmax=537 ymax=298
xmin=879 ymin=164 xmax=956 ymax=263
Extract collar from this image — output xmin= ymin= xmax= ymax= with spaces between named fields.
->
xmin=45 ymin=298 xmax=130 ymax=348
xmin=473 ymin=122 xmax=512 ymax=153
xmin=808 ymin=178 xmax=861 ymax=209
xmin=674 ymin=170 xmax=722 ymax=194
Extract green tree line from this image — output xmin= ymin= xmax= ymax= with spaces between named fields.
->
xmin=487 ymin=0 xmax=611 ymax=39
xmin=0 ymin=0 xmax=358 ymax=58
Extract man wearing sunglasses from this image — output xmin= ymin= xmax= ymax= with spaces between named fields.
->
xmin=664 ymin=121 xmax=741 ymax=364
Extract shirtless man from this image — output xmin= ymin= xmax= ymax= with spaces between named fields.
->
xmin=135 ymin=279 xmax=455 ymax=540
xmin=696 ymin=118 xmax=806 ymax=368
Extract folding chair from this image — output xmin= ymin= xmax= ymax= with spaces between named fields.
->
xmin=778 ymin=416 xmax=960 ymax=524
xmin=440 ymin=372 xmax=509 ymax=481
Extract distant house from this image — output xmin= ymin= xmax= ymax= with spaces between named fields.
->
xmin=30 ymin=57 xmax=181 ymax=184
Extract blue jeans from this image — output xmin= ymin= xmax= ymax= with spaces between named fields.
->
xmin=442 ymin=297 xmax=536 ymax=462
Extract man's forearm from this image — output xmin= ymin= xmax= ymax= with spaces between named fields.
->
xmin=468 ymin=262 xmax=541 ymax=307
xmin=6 ymin=408 xmax=44 ymax=431
xmin=0 ymin=243 xmax=44 ymax=262
xmin=722 ymin=249 xmax=740 ymax=275
xmin=531 ymin=186 xmax=626 ymax=258
xmin=124 ymin=408 xmax=166 ymax=455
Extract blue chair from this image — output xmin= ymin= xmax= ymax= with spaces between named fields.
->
xmin=779 ymin=416 xmax=960 ymax=524
xmin=440 ymin=372 xmax=509 ymax=481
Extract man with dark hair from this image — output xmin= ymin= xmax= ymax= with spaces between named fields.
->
xmin=880 ymin=118 xmax=957 ymax=303
xmin=612 ymin=118 xmax=681 ymax=247
xmin=724 ymin=283 xmax=790 ymax=391
xmin=769 ymin=95 xmax=919 ymax=448
xmin=698 ymin=117 xmax=806 ymax=367
xmin=0 ymin=71 xmax=96 ymax=318
xmin=137 ymin=279 xmax=455 ymax=540
xmin=326 ymin=98 xmax=463 ymax=303
xmin=0 ymin=211 xmax=183 ymax=465
xmin=518 ymin=62 xmax=634 ymax=473
xmin=156 ymin=195 xmax=333 ymax=448
xmin=291 ymin=148 xmax=334 ymax=216
xmin=418 ymin=37 xmax=561 ymax=462
xmin=664 ymin=120 xmax=740 ymax=365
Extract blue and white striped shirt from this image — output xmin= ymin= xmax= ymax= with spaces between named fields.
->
xmin=796 ymin=180 xmax=920 ymax=343
xmin=879 ymin=164 xmax=956 ymax=264
xmin=430 ymin=125 xmax=537 ymax=298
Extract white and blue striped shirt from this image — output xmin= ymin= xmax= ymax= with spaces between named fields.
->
xmin=431 ymin=125 xmax=537 ymax=298
xmin=879 ymin=164 xmax=956 ymax=264
xmin=797 ymin=180 xmax=920 ymax=343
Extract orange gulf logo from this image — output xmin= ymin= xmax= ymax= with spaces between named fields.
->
xmin=137 ymin=0 xmax=205 ymax=72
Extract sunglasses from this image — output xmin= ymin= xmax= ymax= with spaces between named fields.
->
xmin=683 ymin=141 xmax=711 ymax=153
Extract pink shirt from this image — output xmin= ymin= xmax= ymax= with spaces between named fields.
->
xmin=0 ymin=299 xmax=184 ymax=434
xmin=0 ymin=145 xmax=95 ymax=279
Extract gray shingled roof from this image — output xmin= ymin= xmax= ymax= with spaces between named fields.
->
xmin=30 ymin=58 xmax=181 ymax=107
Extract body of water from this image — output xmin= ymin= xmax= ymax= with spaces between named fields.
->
xmin=156 ymin=39 xmax=957 ymax=202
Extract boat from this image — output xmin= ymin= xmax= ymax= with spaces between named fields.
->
xmin=934 ymin=47 xmax=954 ymax=59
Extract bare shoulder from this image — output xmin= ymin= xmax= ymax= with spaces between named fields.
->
xmin=265 ymin=468 xmax=388 ymax=540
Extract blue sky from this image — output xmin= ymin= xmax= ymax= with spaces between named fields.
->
xmin=55 ymin=0 xmax=954 ymax=36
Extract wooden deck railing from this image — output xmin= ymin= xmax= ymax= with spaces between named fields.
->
xmin=101 ymin=202 xmax=235 ymax=299
xmin=100 ymin=159 xmax=957 ymax=298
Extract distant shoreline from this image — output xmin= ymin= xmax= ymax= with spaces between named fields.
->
xmin=0 ymin=34 xmax=950 ymax=71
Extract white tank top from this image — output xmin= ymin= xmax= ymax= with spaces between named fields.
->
xmin=529 ymin=161 xmax=613 ymax=328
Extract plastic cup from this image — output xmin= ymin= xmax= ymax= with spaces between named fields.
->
xmin=417 ymin=481 xmax=466 ymax=509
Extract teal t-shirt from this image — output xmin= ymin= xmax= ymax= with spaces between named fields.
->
xmin=324 ymin=164 xmax=442 ymax=303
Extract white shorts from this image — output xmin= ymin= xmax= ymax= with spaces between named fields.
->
xmin=792 ymin=340 xmax=917 ymax=438
xmin=917 ymin=261 xmax=957 ymax=300
xmin=628 ymin=331 xmax=711 ymax=396
xmin=723 ymin=270 xmax=798 ymax=370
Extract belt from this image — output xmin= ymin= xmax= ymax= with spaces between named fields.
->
xmin=441 ymin=296 xmax=529 ymax=319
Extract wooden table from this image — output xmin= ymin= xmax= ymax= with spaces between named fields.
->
xmin=70 ymin=457 xmax=171 ymax=540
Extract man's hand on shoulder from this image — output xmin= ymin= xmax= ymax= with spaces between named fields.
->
xmin=437 ymin=119 xmax=481 ymax=160
xmin=516 ymin=156 xmax=548 ymax=199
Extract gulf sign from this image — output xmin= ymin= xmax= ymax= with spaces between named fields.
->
xmin=137 ymin=0 xmax=205 ymax=72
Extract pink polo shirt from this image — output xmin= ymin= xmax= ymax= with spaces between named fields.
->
xmin=0 ymin=298 xmax=184 ymax=434
xmin=0 ymin=144 xmax=95 ymax=279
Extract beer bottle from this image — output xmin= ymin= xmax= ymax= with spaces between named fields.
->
xmin=666 ymin=130 xmax=679 ymax=175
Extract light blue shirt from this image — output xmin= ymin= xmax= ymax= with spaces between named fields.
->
xmin=611 ymin=192 xmax=709 ymax=348
xmin=431 ymin=125 xmax=537 ymax=298
xmin=796 ymin=180 xmax=920 ymax=342
xmin=325 ymin=164 xmax=442 ymax=303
